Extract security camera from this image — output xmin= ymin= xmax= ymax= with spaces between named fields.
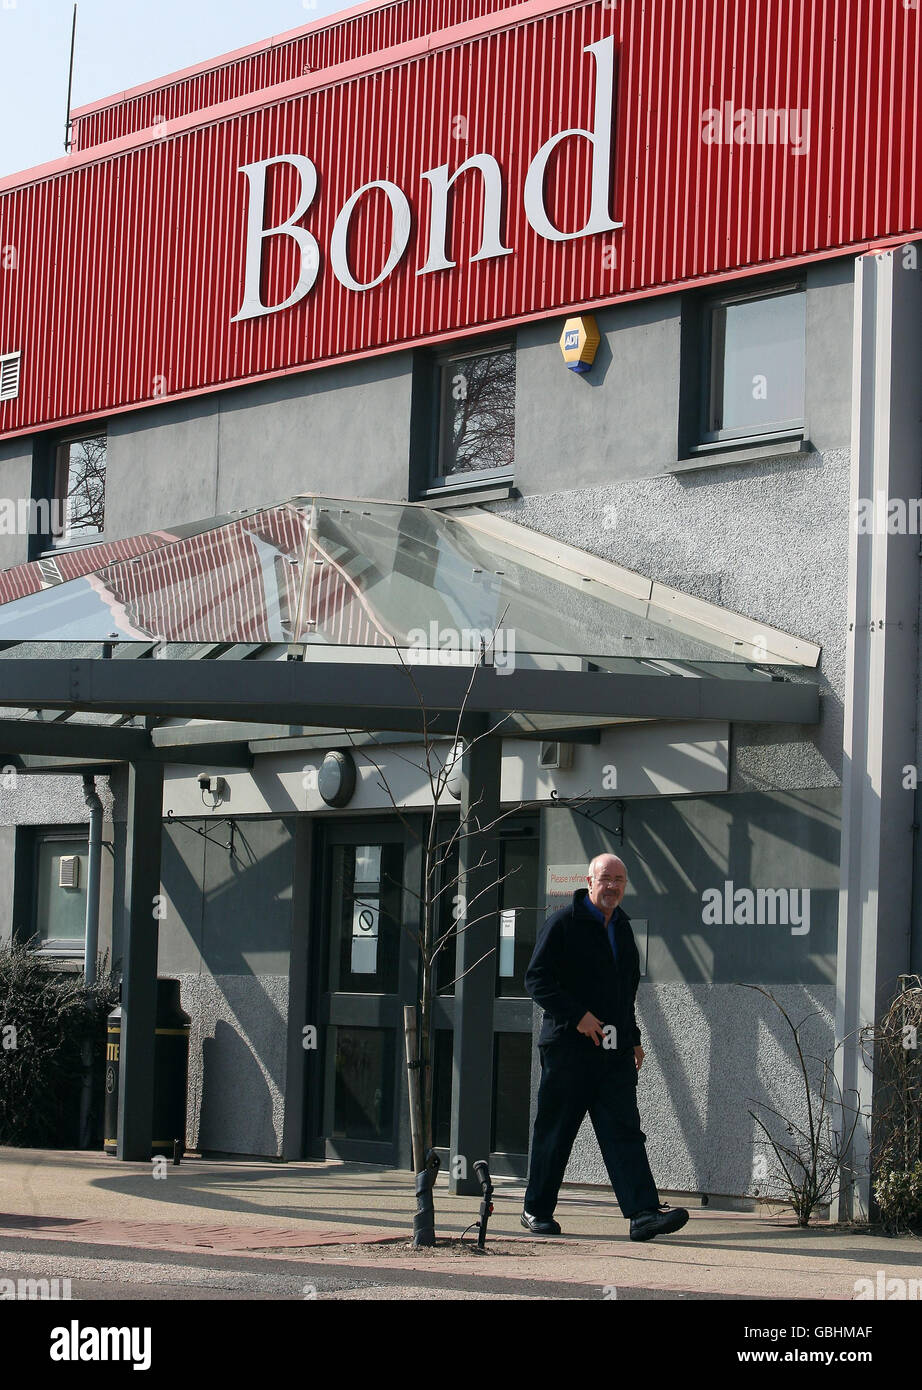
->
xmin=197 ymin=772 xmax=211 ymax=790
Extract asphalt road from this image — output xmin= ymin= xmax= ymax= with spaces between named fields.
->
xmin=0 ymin=1238 xmax=751 ymax=1300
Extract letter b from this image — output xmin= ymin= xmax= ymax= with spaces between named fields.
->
xmin=232 ymin=156 xmax=320 ymax=321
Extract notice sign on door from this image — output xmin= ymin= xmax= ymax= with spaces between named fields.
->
xmin=545 ymin=865 xmax=589 ymax=905
xmin=499 ymin=909 xmax=516 ymax=977
xmin=351 ymin=897 xmax=379 ymax=974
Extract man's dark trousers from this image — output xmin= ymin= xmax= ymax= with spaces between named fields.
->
xmin=525 ymin=1034 xmax=660 ymax=1220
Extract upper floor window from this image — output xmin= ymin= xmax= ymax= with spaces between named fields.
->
xmin=701 ymin=284 xmax=805 ymax=444
xmin=51 ymin=432 xmax=107 ymax=545
xmin=433 ymin=343 xmax=515 ymax=487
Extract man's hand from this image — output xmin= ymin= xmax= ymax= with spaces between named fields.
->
xmin=577 ymin=1011 xmax=605 ymax=1046
xmin=634 ymin=1045 xmax=645 ymax=1071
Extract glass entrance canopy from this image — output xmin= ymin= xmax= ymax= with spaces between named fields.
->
xmin=0 ymin=497 xmax=785 ymax=667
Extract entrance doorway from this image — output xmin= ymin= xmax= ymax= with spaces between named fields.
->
xmin=310 ymin=816 xmax=539 ymax=1172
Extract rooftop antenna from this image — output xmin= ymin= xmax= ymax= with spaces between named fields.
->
xmin=64 ymin=3 xmax=77 ymax=153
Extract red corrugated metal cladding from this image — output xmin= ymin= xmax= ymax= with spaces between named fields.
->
xmin=0 ymin=0 xmax=919 ymax=440
xmin=70 ymin=0 xmax=526 ymax=151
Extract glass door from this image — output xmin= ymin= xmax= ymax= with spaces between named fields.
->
xmin=491 ymin=826 xmax=540 ymax=1177
xmin=319 ymin=822 xmax=418 ymax=1165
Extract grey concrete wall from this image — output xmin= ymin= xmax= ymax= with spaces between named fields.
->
xmin=104 ymin=352 xmax=415 ymax=541
xmin=0 ymin=439 xmax=35 ymax=571
xmin=514 ymin=295 xmax=684 ymax=487
xmin=490 ymin=448 xmax=848 ymax=790
xmin=541 ymin=789 xmax=841 ymax=981
xmin=176 ymin=971 xmax=289 ymax=1158
xmin=804 ymin=259 xmax=854 ymax=453
xmin=158 ymin=816 xmax=297 ymax=1158
xmin=535 ymin=789 xmax=840 ymax=1196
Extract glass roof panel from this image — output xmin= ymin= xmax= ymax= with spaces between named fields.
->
xmin=0 ymin=496 xmax=761 ymax=664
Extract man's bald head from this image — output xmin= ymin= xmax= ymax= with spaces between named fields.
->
xmin=586 ymin=854 xmax=627 ymax=918
xmin=588 ymin=853 xmax=626 ymax=880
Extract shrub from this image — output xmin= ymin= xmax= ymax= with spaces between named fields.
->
xmin=874 ymin=1161 xmax=922 ymax=1234
xmin=0 ymin=939 xmax=118 ymax=1147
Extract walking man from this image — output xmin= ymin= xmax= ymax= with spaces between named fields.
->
xmin=522 ymin=853 xmax=689 ymax=1240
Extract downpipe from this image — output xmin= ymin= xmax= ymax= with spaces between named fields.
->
xmin=79 ymin=776 xmax=103 ymax=1148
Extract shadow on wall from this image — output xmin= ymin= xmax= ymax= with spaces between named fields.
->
xmin=198 ymin=1020 xmax=275 ymax=1157
xmin=543 ymin=786 xmax=841 ymax=1196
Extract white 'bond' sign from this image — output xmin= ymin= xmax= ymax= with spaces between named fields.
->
xmin=232 ymin=37 xmax=620 ymax=321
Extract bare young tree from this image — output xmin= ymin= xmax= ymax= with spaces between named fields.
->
xmin=740 ymin=984 xmax=866 ymax=1226
xmin=339 ymin=630 xmax=593 ymax=1244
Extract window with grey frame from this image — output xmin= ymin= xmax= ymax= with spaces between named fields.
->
xmin=432 ymin=342 xmax=515 ymax=487
xmin=39 ymin=430 xmax=108 ymax=550
xmin=700 ymin=283 xmax=806 ymax=445
xmin=31 ymin=831 xmax=90 ymax=953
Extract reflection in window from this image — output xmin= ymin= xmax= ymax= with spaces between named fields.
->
xmin=432 ymin=1030 xmax=453 ymax=1149
xmin=351 ymin=845 xmax=382 ymax=975
xmin=496 ymin=837 xmax=539 ymax=998
xmin=437 ymin=346 xmax=515 ymax=481
xmin=705 ymin=287 xmax=805 ymax=440
xmin=333 ymin=1027 xmax=395 ymax=1142
xmin=435 ymin=838 xmax=459 ymax=996
xmin=492 ymin=1033 xmax=531 ymax=1154
xmin=53 ymin=434 xmax=107 ymax=542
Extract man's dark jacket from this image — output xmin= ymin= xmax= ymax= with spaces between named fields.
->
xmin=525 ymin=888 xmax=642 ymax=1049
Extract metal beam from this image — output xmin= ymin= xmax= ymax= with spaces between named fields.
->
xmin=0 ymin=659 xmax=821 ymax=728
xmin=117 ymin=762 xmax=164 ymax=1161
xmin=0 ymin=717 xmax=253 ymax=766
xmin=449 ymin=736 xmax=502 ymax=1196
xmin=3 ymin=754 xmax=121 ymax=774
xmin=0 ymin=718 xmax=151 ymax=759
xmin=152 ymin=722 xmax=310 ymax=746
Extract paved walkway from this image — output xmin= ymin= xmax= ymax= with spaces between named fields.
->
xmin=1 ymin=1148 xmax=920 ymax=1299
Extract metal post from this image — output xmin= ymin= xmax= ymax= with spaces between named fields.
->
xmin=834 ymin=246 xmax=922 ymax=1218
xmin=82 ymin=775 xmax=102 ymax=987
xmin=64 ymin=4 xmax=77 ymax=153
xmin=78 ymin=775 xmax=104 ymax=1147
xmin=116 ymin=762 xmax=164 ymax=1160
xmin=448 ymin=735 xmax=501 ymax=1196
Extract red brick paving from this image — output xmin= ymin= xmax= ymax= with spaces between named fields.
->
xmin=0 ymin=1214 xmax=398 ymax=1254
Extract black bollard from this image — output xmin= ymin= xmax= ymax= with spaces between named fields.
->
xmin=473 ymin=1159 xmax=494 ymax=1250
xmin=412 ymin=1148 xmax=440 ymax=1247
